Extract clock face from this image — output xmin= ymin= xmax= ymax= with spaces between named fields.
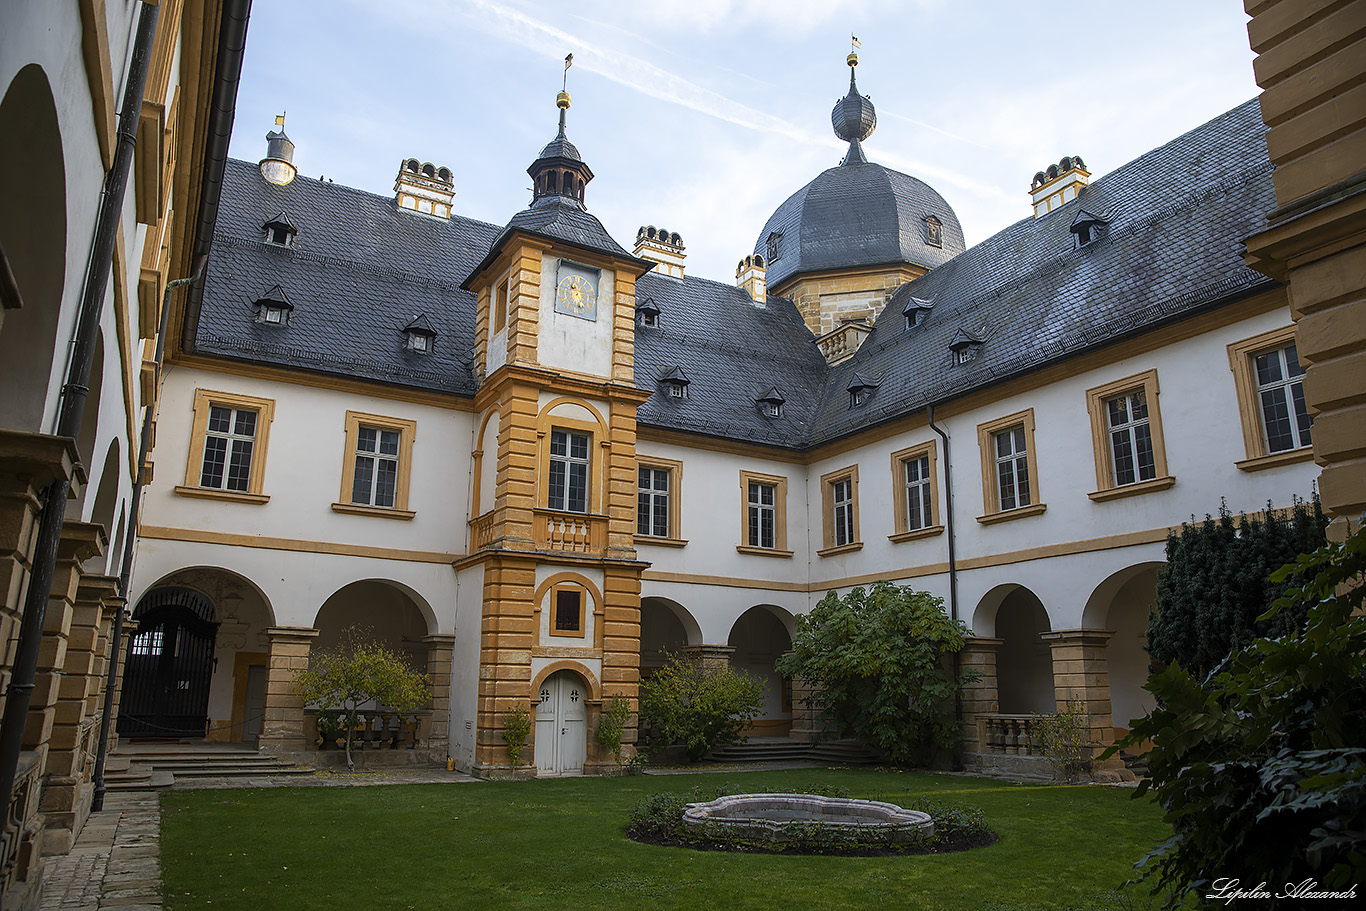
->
xmin=555 ymin=265 xmax=599 ymax=321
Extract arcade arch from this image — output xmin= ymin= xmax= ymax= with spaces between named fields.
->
xmin=1084 ymin=563 xmax=1162 ymax=733
xmin=727 ymin=605 xmax=795 ymax=737
xmin=976 ymin=584 xmax=1055 ymax=715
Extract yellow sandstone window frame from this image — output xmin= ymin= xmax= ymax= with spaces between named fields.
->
xmin=635 ymin=454 xmax=686 ymax=547
xmin=889 ymin=440 xmax=943 ymax=542
xmin=175 ymin=389 xmax=275 ymax=504
xmin=332 ymin=410 xmax=417 ymax=519
xmin=1227 ymin=325 xmax=1316 ymax=472
xmin=818 ymin=464 xmax=862 ymax=557
xmin=737 ymin=469 xmax=792 ymax=557
xmin=976 ymin=408 xmax=1046 ymax=524
xmin=548 ymin=581 xmax=588 ymax=638
xmin=1084 ymin=369 xmax=1176 ymax=501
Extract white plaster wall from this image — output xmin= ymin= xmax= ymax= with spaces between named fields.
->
xmin=142 ymin=367 xmax=474 ymax=556
xmin=537 ymin=255 xmax=614 ymax=377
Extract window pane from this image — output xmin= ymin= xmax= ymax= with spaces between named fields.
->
xmin=208 ymin=406 xmax=231 ymax=434
xmin=761 ymin=509 xmax=774 ymax=549
xmin=569 ymin=432 xmax=589 ymax=460
xmin=554 ymin=590 xmax=581 ymax=632
xmin=997 ymin=461 xmax=1016 ymax=511
xmin=1255 ymin=351 xmax=1282 ymax=385
xmin=1285 ymin=344 xmax=1305 ymax=379
xmin=1260 ymin=387 xmax=1295 ymax=453
xmin=1016 ymin=456 xmax=1031 ymax=507
xmin=1012 ymin=427 xmax=1027 ymax=453
xmin=1111 ymin=427 xmax=1136 ymax=486
xmin=761 ymin=484 xmax=774 ymax=507
xmin=352 ymin=455 xmax=374 ymax=505
xmin=996 ymin=432 xmax=1011 ymax=459
xmin=638 ymin=491 xmax=650 ymax=536
xmin=226 ymin=440 xmax=253 ymax=492
xmin=639 ymin=466 xmax=650 ymax=489
xmin=1107 ymin=397 xmax=1129 ymax=427
xmin=550 ymin=430 xmax=567 ymax=457
xmin=1129 ymin=390 xmax=1148 ymax=422
xmin=748 ymin=505 xmax=760 ymax=546
xmin=200 ymin=436 xmax=226 ymax=487
xmin=375 ymin=458 xmax=397 ymax=508
xmin=548 ymin=461 xmax=565 ymax=510
xmin=357 ymin=427 xmax=377 ymax=454
xmin=653 ymin=495 xmax=669 ymax=537
xmin=920 ymin=484 xmax=933 ymax=530
xmin=234 ymin=409 xmax=257 ymax=437
xmin=379 ymin=430 xmax=400 ymax=457
xmin=568 ymin=462 xmax=587 ymax=513
xmin=1291 ymin=381 xmax=1312 ymax=445
xmin=1134 ymin=423 xmax=1156 ymax=481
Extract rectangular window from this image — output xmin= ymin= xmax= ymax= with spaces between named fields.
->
xmin=638 ymin=466 xmax=670 ymax=537
xmin=1254 ymin=344 xmax=1311 ymax=454
xmin=548 ymin=428 xmax=590 ymax=513
xmin=351 ymin=426 xmax=401 ymax=507
xmin=994 ymin=426 xmax=1030 ymax=511
xmin=494 ymin=276 xmax=509 ymax=333
xmin=819 ymin=465 xmax=861 ymax=555
xmin=1228 ymin=326 xmax=1315 ymax=471
xmin=905 ymin=455 xmax=933 ymax=531
xmin=890 ymin=441 xmax=942 ymax=541
xmin=1085 ymin=370 xmax=1173 ymax=500
xmin=554 ymin=589 xmax=582 ymax=634
xmin=748 ymin=481 xmax=776 ymax=549
xmin=178 ymin=390 xmax=276 ymax=503
xmin=200 ymin=404 xmax=257 ymax=491
xmin=738 ymin=470 xmax=789 ymax=555
xmin=334 ymin=411 xmax=417 ymax=518
xmin=977 ymin=410 xmax=1045 ymax=524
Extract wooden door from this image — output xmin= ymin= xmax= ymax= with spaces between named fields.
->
xmin=534 ymin=671 xmax=587 ymax=776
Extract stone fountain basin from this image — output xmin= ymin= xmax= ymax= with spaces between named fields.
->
xmin=681 ymin=794 xmax=934 ymax=845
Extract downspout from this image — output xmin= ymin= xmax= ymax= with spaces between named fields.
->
xmin=926 ymin=401 xmax=964 ymax=768
xmin=0 ymin=1 xmax=159 ymax=845
xmin=91 ymin=256 xmax=206 ymax=812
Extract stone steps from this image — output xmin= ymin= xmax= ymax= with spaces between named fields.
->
xmin=704 ymin=738 xmax=884 ymax=765
xmin=105 ymin=745 xmax=313 ymax=790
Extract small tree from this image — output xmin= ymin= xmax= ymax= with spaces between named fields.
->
xmin=638 ymin=655 xmax=766 ymax=762
xmin=595 ymin=693 xmax=632 ymax=766
xmin=1114 ymin=524 xmax=1366 ymax=908
xmin=776 ymin=581 xmax=974 ymax=767
xmin=293 ymin=629 xmax=430 ymax=772
xmin=502 ymin=705 xmax=531 ymax=766
xmin=1148 ymin=496 xmax=1326 ymax=676
xmin=1032 ymin=696 xmax=1092 ymax=782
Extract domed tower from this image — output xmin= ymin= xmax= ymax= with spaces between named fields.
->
xmin=754 ymin=52 xmax=965 ymax=345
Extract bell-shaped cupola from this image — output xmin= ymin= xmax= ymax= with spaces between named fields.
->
xmin=527 ymin=91 xmax=594 ymax=207
xmin=832 ymin=52 xmax=876 ymax=166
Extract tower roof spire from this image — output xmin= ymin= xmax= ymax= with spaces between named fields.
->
xmin=831 ymin=44 xmax=876 ymax=166
xmin=527 ymin=53 xmax=593 ymax=206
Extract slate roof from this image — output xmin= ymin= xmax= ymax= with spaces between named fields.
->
xmin=192 ymin=99 xmax=1277 ymax=453
xmin=756 ymin=160 xmax=967 ymax=290
xmin=196 ymin=159 xmax=498 ymax=394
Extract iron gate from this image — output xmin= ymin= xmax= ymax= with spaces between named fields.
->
xmin=117 ymin=587 xmax=219 ymax=737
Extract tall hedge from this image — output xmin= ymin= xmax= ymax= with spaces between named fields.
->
xmin=1148 ymin=496 xmax=1326 ymax=677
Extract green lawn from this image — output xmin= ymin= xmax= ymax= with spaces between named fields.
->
xmin=160 ymin=769 xmax=1169 ymax=911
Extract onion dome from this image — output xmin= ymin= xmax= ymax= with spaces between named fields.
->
xmin=527 ymin=91 xmax=593 ymax=206
xmin=831 ymin=52 xmax=876 ymax=166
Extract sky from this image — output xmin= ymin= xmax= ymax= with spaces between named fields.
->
xmin=226 ymin=1 xmax=1262 ymax=285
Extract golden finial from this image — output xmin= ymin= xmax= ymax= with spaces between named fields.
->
xmin=848 ymin=35 xmax=860 ymax=67
xmin=559 ymin=53 xmax=573 ymax=108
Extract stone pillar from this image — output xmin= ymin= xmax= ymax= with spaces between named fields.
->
xmin=1040 ymin=629 xmax=1128 ymax=777
xmin=108 ymin=616 xmax=137 ymax=755
xmin=959 ymin=637 xmax=1002 ymax=757
xmin=683 ymin=644 xmax=734 ymax=671
xmin=259 ymin=627 xmax=318 ymax=755
xmin=25 ymin=522 xmax=104 ymax=757
xmin=40 ymin=574 xmax=118 ymax=854
xmin=785 ymin=654 xmax=819 ymax=744
xmin=422 ymin=634 xmax=454 ymax=756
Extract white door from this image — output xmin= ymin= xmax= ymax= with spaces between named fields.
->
xmin=534 ymin=671 xmax=587 ymax=776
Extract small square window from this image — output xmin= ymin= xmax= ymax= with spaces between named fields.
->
xmin=667 ymin=383 xmax=687 ymax=399
xmin=261 ymin=306 xmax=286 ymax=325
xmin=554 ymin=589 xmax=582 ymax=633
xmin=268 ymin=226 xmax=291 ymax=246
xmin=954 ymin=347 xmax=974 ymax=366
xmin=762 ymin=401 xmax=781 ymax=417
xmin=638 ymin=311 xmax=658 ymax=328
xmin=850 ymin=388 xmax=871 ymax=408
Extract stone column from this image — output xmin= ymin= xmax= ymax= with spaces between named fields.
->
xmin=422 ymin=634 xmax=454 ymax=757
xmin=258 ymin=627 xmax=319 ymax=755
xmin=785 ymin=654 xmax=819 ymax=744
xmin=959 ymin=637 xmax=1003 ymax=758
xmin=1040 ymin=629 xmax=1128 ymax=777
xmin=683 ymin=644 xmax=734 ymax=671
xmin=108 ymin=616 xmax=137 ymax=755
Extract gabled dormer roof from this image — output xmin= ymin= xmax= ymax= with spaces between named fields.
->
xmin=660 ymin=366 xmax=691 ymax=386
xmin=255 ymin=283 xmax=294 ymax=309
xmin=261 ymin=211 xmax=298 ymax=234
xmin=948 ymin=327 xmax=984 ymax=351
xmin=402 ymin=313 xmax=436 ymax=337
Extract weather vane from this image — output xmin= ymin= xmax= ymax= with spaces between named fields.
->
xmin=275 ymin=112 xmax=286 ymax=128
xmin=563 ymin=53 xmax=573 ymax=92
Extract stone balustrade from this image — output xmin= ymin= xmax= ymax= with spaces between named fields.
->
xmin=532 ymin=509 xmax=607 ymax=555
xmin=980 ymin=714 xmax=1043 ymax=756
xmin=304 ymin=709 xmax=431 ymax=751
xmin=468 ymin=511 xmax=495 ymax=552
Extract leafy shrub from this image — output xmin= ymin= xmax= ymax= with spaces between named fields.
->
xmin=1148 ymin=497 xmax=1326 ymax=677
xmin=596 ymin=693 xmax=632 ymax=765
xmin=900 ymin=797 xmax=991 ymax=844
xmin=1033 ymin=696 xmax=1093 ymax=781
xmin=501 ymin=705 xmax=531 ymax=766
xmin=638 ymin=655 xmax=766 ymax=761
xmin=1115 ymin=523 xmax=1366 ymax=909
xmin=775 ymin=581 xmax=975 ymax=766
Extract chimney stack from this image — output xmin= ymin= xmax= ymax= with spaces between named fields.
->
xmin=1030 ymin=155 xmax=1089 ymax=218
xmin=736 ymin=254 xmax=767 ymax=305
xmin=395 ymin=158 xmax=455 ymax=219
xmin=633 ymin=226 xmax=685 ymax=278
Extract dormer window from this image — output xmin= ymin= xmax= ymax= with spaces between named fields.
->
xmin=950 ymin=327 xmax=985 ymax=366
xmin=1070 ymin=209 xmax=1108 ymax=249
xmin=847 ymin=373 xmax=879 ymax=409
xmin=925 ymin=215 xmax=943 ymax=248
xmin=766 ymin=232 xmax=783 ymax=262
xmin=636 ymin=297 xmax=661 ymax=329
xmin=253 ymin=284 xmax=294 ymax=326
xmin=402 ymin=314 xmax=437 ymax=354
xmin=660 ymin=366 xmax=690 ymax=400
xmin=756 ymin=387 xmax=786 ymax=418
xmin=261 ymin=212 xmax=298 ymax=248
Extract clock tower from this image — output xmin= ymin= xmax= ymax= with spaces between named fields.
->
xmin=459 ymin=85 xmax=654 ymax=777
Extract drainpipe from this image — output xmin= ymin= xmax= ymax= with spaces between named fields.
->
xmin=91 ymin=257 xmax=206 ymax=813
xmin=926 ymin=401 xmax=964 ymax=768
xmin=0 ymin=1 xmax=159 ymax=846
